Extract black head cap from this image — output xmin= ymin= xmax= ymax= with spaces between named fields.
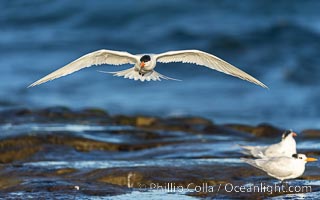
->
xmin=283 ymin=130 xmax=292 ymax=138
xmin=292 ymin=154 xmax=298 ymax=158
xmin=140 ymin=55 xmax=151 ymax=62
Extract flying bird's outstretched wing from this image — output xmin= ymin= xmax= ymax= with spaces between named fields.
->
xmin=156 ymin=50 xmax=268 ymax=88
xmin=28 ymin=50 xmax=138 ymax=87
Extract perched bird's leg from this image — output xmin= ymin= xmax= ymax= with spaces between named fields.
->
xmin=280 ymin=180 xmax=289 ymax=190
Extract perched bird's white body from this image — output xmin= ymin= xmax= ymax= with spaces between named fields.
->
xmin=28 ymin=49 xmax=268 ymax=88
xmin=242 ymin=154 xmax=317 ymax=181
xmin=240 ymin=130 xmax=297 ymax=158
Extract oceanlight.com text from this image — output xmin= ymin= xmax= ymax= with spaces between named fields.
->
xmin=138 ymin=182 xmax=312 ymax=194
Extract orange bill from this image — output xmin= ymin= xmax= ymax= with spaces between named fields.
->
xmin=306 ymin=157 xmax=318 ymax=162
xmin=140 ymin=62 xmax=145 ymax=67
xmin=292 ymin=132 xmax=297 ymax=137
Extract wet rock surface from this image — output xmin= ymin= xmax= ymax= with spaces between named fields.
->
xmin=0 ymin=107 xmax=319 ymax=199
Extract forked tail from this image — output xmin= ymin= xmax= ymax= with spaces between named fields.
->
xmin=97 ymin=67 xmax=181 ymax=82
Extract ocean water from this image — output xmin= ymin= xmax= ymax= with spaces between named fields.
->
xmin=1 ymin=0 xmax=320 ymax=130
xmin=1 ymin=1 xmax=320 ymax=199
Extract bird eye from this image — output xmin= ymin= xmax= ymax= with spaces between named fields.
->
xmin=299 ymin=157 xmax=302 ymax=159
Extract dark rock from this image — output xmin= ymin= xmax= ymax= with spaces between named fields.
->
xmin=55 ymin=168 xmax=77 ymax=175
xmin=0 ymin=136 xmax=42 ymax=163
xmin=113 ymin=115 xmax=158 ymax=127
xmin=0 ymin=176 xmax=21 ymax=190
xmin=0 ymin=107 xmax=111 ymax=124
xmin=224 ymin=123 xmax=283 ymax=137
xmin=0 ymin=107 xmax=318 ymax=199
xmin=301 ymin=129 xmax=320 ymax=138
xmin=15 ymin=108 xmax=33 ymax=116
xmin=203 ymin=124 xmax=255 ymax=138
xmin=81 ymin=108 xmax=108 ymax=117
xmin=113 ymin=115 xmax=213 ymax=134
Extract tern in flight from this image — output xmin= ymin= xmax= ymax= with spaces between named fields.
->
xmin=28 ymin=49 xmax=268 ymax=88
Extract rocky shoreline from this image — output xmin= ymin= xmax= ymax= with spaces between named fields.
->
xmin=0 ymin=107 xmax=319 ymax=199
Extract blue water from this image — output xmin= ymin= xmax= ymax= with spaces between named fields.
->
xmin=1 ymin=0 xmax=320 ymax=130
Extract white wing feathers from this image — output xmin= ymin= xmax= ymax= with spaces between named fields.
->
xmin=240 ymin=145 xmax=267 ymax=158
xmin=28 ymin=50 xmax=138 ymax=87
xmin=156 ymin=50 xmax=268 ymax=88
xmin=28 ymin=49 xmax=268 ymax=88
xmin=242 ymin=157 xmax=294 ymax=179
xmin=98 ymin=67 xmax=181 ymax=82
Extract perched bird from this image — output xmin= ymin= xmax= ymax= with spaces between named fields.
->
xmin=240 ymin=130 xmax=297 ymax=158
xmin=241 ymin=154 xmax=317 ymax=181
xmin=28 ymin=49 xmax=267 ymax=88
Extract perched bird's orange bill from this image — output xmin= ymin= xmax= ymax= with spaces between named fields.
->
xmin=292 ymin=132 xmax=297 ymax=137
xmin=306 ymin=157 xmax=318 ymax=162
